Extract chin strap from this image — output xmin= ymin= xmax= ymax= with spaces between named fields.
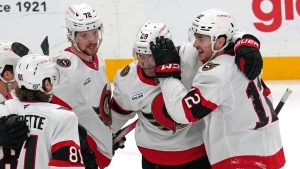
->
xmin=0 ymin=76 xmax=15 ymax=91
xmin=205 ymin=41 xmax=230 ymax=63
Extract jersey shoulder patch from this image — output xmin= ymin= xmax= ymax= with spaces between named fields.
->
xmin=120 ymin=65 xmax=131 ymax=77
xmin=57 ymin=58 xmax=71 ymax=68
xmin=202 ymin=61 xmax=220 ymax=71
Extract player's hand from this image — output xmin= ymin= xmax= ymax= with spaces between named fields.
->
xmin=234 ymin=34 xmax=263 ymax=80
xmin=150 ymin=36 xmax=181 ymax=80
xmin=112 ymin=130 xmax=126 ymax=155
xmin=78 ymin=125 xmax=98 ymax=169
xmin=0 ymin=114 xmax=29 ymax=150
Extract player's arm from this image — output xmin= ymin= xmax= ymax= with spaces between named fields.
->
xmin=49 ymin=111 xmax=84 ymax=169
xmin=110 ymin=72 xmax=136 ymax=133
xmin=150 ymin=37 xmax=221 ymax=124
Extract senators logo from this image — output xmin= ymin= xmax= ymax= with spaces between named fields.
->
xmin=57 ymin=58 xmax=71 ymax=68
xmin=120 ymin=65 xmax=130 ymax=77
xmin=202 ymin=62 xmax=220 ymax=71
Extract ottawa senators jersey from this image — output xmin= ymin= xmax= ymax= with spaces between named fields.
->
xmin=159 ymin=54 xmax=285 ymax=168
xmin=111 ymin=42 xmax=207 ymax=165
xmin=52 ymin=48 xmax=112 ymax=169
xmin=4 ymin=99 xmax=84 ymax=169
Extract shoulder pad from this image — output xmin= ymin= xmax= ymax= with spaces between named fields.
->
xmin=53 ymin=51 xmax=80 ymax=71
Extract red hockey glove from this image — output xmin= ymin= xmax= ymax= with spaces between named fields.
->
xmin=234 ymin=34 xmax=263 ymax=80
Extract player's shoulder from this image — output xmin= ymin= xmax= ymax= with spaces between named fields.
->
xmin=53 ymin=49 xmax=80 ymax=72
xmin=114 ymin=61 xmax=138 ymax=83
xmin=199 ymin=54 xmax=235 ymax=81
xmin=0 ymin=103 xmax=8 ymax=116
xmin=41 ymin=102 xmax=77 ymax=121
xmin=179 ymin=42 xmax=199 ymax=66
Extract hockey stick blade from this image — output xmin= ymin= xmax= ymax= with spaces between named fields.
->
xmin=113 ymin=119 xmax=138 ymax=145
xmin=11 ymin=42 xmax=30 ymax=57
xmin=275 ymin=88 xmax=292 ymax=115
xmin=40 ymin=36 xmax=49 ymax=55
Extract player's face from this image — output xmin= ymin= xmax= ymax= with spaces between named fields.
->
xmin=1 ymin=71 xmax=18 ymax=90
xmin=75 ymin=29 xmax=102 ymax=56
xmin=193 ymin=33 xmax=214 ymax=63
xmin=137 ymin=53 xmax=155 ymax=77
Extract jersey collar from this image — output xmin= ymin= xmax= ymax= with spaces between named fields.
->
xmin=137 ymin=65 xmax=158 ymax=86
xmin=65 ymin=47 xmax=99 ymax=70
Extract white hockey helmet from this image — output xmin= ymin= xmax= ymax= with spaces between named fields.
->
xmin=191 ymin=9 xmax=236 ymax=49
xmin=134 ymin=21 xmax=172 ymax=55
xmin=15 ymin=54 xmax=59 ymax=93
xmin=65 ymin=2 xmax=103 ymax=42
xmin=0 ymin=41 xmax=20 ymax=82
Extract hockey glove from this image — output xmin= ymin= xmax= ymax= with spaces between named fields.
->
xmin=112 ymin=130 xmax=126 ymax=155
xmin=0 ymin=114 xmax=29 ymax=150
xmin=234 ymin=34 xmax=263 ymax=80
xmin=150 ymin=36 xmax=181 ymax=80
xmin=78 ymin=125 xmax=98 ymax=169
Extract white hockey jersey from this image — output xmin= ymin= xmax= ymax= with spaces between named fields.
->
xmin=111 ymin=42 xmax=207 ymax=165
xmin=159 ymin=54 xmax=285 ymax=168
xmin=52 ymin=48 xmax=112 ymax=169
xmin=3 ymin=99 xmax=84 ymax=169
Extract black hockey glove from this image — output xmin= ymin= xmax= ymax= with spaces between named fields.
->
xmin=78 ymin=125 xmax=98 ymax=169
xmin=112 ymin=130 xmax=126 ymax=155
xmin=0 ymin=114 xmax=29 ymax=150
xmin=234 ymin=34 xmax=263 ymax=80
xmin=150 ymin=36 xmax=181 ymax=80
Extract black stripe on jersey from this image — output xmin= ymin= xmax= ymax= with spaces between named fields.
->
xmin=110 ymin=97 xmax=133 ymax=115
xmin=52 ymin=146 xmax=82 ymax=164
xmin=182 ymin=87 xmax=218 ymax=121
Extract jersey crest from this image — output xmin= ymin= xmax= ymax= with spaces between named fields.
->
xmin=120 ymin=65 xmax=130 ymax=77
xmin=145 ymin=93 xmax=187 ymax=132
xmin=202 ymin=62 xmax=220 ymax=71
xmin=57 ymin=58 xmax=71 ymax=68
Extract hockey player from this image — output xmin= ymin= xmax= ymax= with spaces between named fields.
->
xmin=51 ymin=2 xmax=113 ymax=168
xmin=3 ymin=54 xmax=85 ymax=169
xmin=0 ymin=41 xmax=20 ymax=103
xmin=111 ymin=21 xmax=211 ymax=169
xmin=151 ymin=9 xmax=285 ymax=168
xmin=0 ymin=41 xmax=29 ymax=169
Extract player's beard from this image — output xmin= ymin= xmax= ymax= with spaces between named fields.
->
xmin=76 ymin=38 xmax=102 ymax=57
xmin=80 ymin=42 xmax=99 ymax=56
xmin=142 ymin=66 xmax=155 ymax=77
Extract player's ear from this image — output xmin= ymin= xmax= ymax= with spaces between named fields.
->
xmin=42 ymin=78 xmax=53 ymax=93
xmin=215 ymin=36 xmax=226 ymax=50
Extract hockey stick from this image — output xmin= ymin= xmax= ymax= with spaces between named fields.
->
xmin=11 ymin=42 xmax=30 ymax=57
xmin=113 ymin=119 xmax=138 ymax=145
xmin=275 ymin=88 xmax=292 ymax=115
xmin=40 ymin=36 xmax=49 ymax=55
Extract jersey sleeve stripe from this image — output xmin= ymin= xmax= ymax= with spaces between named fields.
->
xmin=51 ymin=140 xmax=80 ymax=153
xmin=51 ymin=95 xmax=72 ymax=110
xmin=182 ymin=87 xmax=218 ymax=122
xmin=110 ymin=97 xmax=133 ymax=115
xmin=86 ymin=135 xmax=111 ymax=169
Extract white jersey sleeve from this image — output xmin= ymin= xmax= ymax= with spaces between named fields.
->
xmin=111 ymin=64 xmax=137 ymax=133
xmin=48 ymin=109 xmax=84 ymax=169
xmin=159 ymin=55 xmax=229 ymax=124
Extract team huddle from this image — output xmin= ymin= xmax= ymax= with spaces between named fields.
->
xmin=0 ymin=2 xmax=285 ymax=169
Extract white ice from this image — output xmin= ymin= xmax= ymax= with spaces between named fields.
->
xmin=107 ymin=80 xmax=300 ymax=169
